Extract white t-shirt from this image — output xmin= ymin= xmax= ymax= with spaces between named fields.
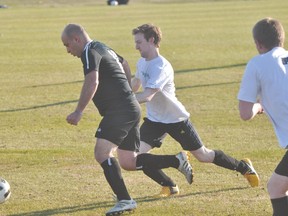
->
xmin=238 ymin=47 xmax=288 ymax=149
xmin=135 ymin=55 xmax=190 ymax=123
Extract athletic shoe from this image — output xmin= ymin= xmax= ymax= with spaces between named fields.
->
xmin=176 ymin=151 xmax=193 ymax=184
xmin=154 ymin=185 xmax=180 ymax=198
xmin=106 ymin=199 xmax=137 ymax=216
xmin=241 ymin=158 xmax=260 ymax=187
xmin=112 ymin=193 xmax=118 ymax=202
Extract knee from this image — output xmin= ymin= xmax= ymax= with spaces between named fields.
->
xmin=94 ymin=151 xmax=103 ymax=164
xmin=192 ymin=148 xmax=214 ymax=163
xmin=267 ymin=174 xmax=288 ymax=199
xmin=195 ymin=154 xmax=208 ymax=163
xmin=118 ymin=160 xmax=135 ymax=171
xmin=117 ymin=152 xmax=137 ymax=171
xmin=94 ymin=147 xmax=111 ymax=164
xmin=120 ymin=163 xmax=131 ymax=171
xmin=268 ymin=177 xmax=277 ymax=198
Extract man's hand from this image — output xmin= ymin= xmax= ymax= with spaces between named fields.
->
xmin=66 ymin=111 xmax=83 ymax=125
xmin=255 ymin=103 xmax=264 ymax=114
xmin=239 ymin=100 xmax=264 ymax=121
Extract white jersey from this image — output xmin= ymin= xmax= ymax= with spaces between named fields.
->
xmin=135 ymin=55 xmax=190 ymax=123
xmin=238 ymin=47 xmax=288 ymax=149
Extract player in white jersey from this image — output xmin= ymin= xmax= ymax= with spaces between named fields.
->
xmin=131 ymin=23 xmax=260 ymax=198
xmin=238 ymin=17 xmax=288 ymax=216
xmin=135 ymin=56 xmax=189 ymax=123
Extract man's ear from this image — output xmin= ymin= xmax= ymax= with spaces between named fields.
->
xmin=74 ymin=36 xmax=81 ymax=43
xmin=148 ymin=37 xmax=155 ymax=44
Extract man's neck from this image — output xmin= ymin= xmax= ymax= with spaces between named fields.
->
xmin=146 ymin=49 xmax=159 ymax=61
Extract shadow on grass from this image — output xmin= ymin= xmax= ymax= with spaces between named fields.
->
xmin=174 ymin=63 xmax=244 ymax=90
xmin=27 ymin=63 xmax=246 ymax=88
xmin=176 ymin=81 xmax=240 ymax=90
xmin=174 ymin=63 xmax=246 ymax=74
xmin=1 ymin=63 xmax=245 ymax=114
xmin=29 ymin=80 xmax=83 ymax=88
xmin=0 ymin=80 xmax=239 ymax=113
xmin=7 ymin=200 xmax=113 ymax=216
xmin=136 ymin=185 xmax=249 ymax=202
xmin=8 ymin=186 xmax=248 ymax=216
xmin=0 ymin=100 xmax=78 ymax=113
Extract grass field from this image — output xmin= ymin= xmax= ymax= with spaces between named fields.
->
xmin=0 ymin=0 xmax=288 ymax=215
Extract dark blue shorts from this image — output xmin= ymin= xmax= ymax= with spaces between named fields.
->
xmin=140 ymin=118 xmax=203 ymax=151
xmin=275 ymin=150 xmax=288 ymax=177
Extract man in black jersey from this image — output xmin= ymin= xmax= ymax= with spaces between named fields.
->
xmin=61 ymin=23 xmax=193 ymax=216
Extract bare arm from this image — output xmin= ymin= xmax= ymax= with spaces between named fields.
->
xmin=135 ymin=87 xmax=159 ymax=104
xmin=238 ymin=100 xmax=263 ymax=121
xmin=131 ymin=77 xmax=159 ymax=104
xmin=66 ymin=70 xmax=98 ymax=125
xmin=122 ymin=59 xmax=132 ymax=88
xmin=131 ymin=77 xmax=141 ymax=93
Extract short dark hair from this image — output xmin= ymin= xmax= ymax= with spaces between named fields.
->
xmin=132 ymin=24 xmax=162 ymax=48
xmin=253 ymin=17 xmax=285 ymax=50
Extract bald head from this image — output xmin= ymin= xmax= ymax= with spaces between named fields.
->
xmin=62 ymin=24 xmax=86 ymax=39
xmin=61 ymin=23 xmax=92 ymax=58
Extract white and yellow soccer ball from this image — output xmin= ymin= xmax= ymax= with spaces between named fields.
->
xmin=0 ymin=178 xmax=11 ymax=204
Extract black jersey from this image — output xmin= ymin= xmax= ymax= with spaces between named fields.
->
xmin=81 ymin=41 xmax=135 ymax=116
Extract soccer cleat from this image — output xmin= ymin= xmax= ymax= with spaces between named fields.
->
xmin=241 ymin=158 xmax=260 ymax=187
xmin=112 ymin=193 xmax=118 ymax=202
xmin=154 ymin=185 xmax=180 ymax=198
xmin=176 ymin=151 xmax=193 ymax=184
xmin=106 ymin=199 xmax=137 ymax=216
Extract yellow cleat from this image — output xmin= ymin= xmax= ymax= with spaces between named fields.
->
xmin=185 ymin=151 xmax=191 ymax=160
xmin=153 ymin=185 xmax=180 ymax=198
xmin=241 ymin=158 xmax=260 ymax=187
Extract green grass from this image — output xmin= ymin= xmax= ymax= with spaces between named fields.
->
xmin=0 ymin=0 xmax=287 ymax=215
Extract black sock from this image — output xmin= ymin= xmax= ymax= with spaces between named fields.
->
xmin=101 ymin=157 xmax=131 ymax=201
xmin=213 ymin=150 xmax=241 ymax=171
xmin=136 ymin=153 xmax=179 ymax=170
xmin=271 ymin=196 xmax=288 ymax=216
xmin=143 ymin=168 xmax=176 ymax=187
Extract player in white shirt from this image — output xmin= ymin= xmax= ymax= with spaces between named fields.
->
xmin=132 ymin=23 xmax=260 ymax=198
xmin=238 ymin=17 xmax=288 ymax=216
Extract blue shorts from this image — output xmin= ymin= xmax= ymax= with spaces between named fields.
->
xmin=140 ymin=118 xmax=203 ymax=151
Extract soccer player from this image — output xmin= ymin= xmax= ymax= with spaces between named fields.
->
xmin=238 ymin=17 xmax=288 ymax=216
xmin=61 ymin=23 xmax=193 ymax=215
xmin=131 ymin=23 xmax=259 ymax=198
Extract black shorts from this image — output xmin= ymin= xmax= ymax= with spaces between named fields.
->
xmin=140 ymin=118 xmax=203 ymax=151
xmin=275 ymin=150 xmax=288 ymax=177
xmin=95 ymin=107 xmax=140 ymax=152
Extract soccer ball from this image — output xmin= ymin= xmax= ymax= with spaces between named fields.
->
xmin=0 ymin=178 xmax=11 ymax=204
xmin=108 ymin=0 xmax=119 ymax=6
